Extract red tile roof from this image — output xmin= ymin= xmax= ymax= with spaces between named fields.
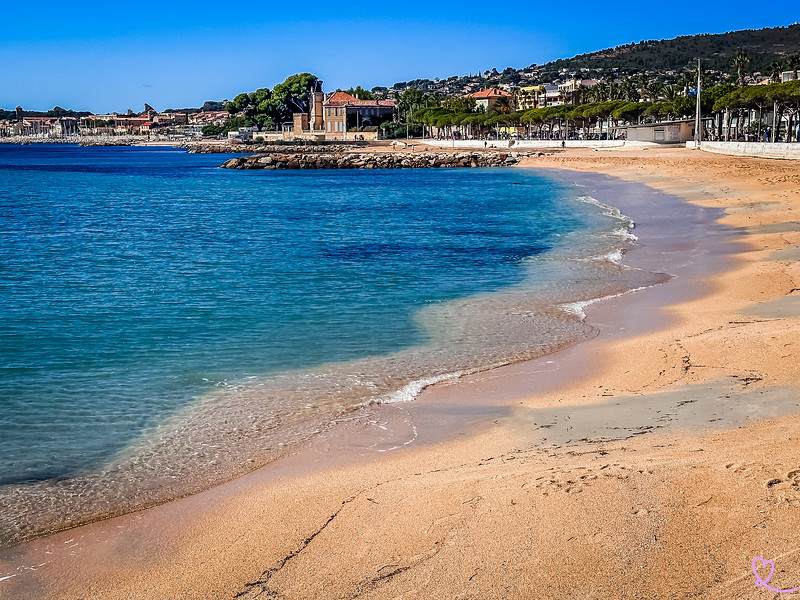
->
xmin=324 ymin=91 xmax=394 ymax=107
xmin=468 ymin=88 xmax=512 ymax=98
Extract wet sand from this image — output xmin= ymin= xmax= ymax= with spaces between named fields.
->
xmin=3 ymin=146 xmax=800 ymax=599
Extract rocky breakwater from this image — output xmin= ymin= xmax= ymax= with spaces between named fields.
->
xmin=221 ymin=151 xmax=547 ymax=170
xmin=78 ymin=138 xmax=133 ymax=147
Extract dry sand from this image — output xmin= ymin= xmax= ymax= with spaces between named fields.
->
xmin=2 ymin=146 xmax=800 ymax=599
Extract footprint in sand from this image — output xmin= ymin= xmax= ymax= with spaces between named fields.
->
xmin=762 ymin=469 xmax=800 ymax=507
xmin=786 ymin=469 xmax=800 ymax=485
xmin=724 ymin=462 xmax=759 ymax=475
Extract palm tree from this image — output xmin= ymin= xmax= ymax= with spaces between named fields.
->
xmin=663 ymin=85 xmax=680 ymax=104
xmin=621 ymin=77 xmax=640 ymax=102
xmin=572 ymin=84 xmax=589 ymax=106
xmin=636 ymin=73 xmax=650 ymax=99
xmin=646 ymin=81 xmax=665 ymax=102
xmin=731 ymin=51 xmax=752 ymax=139
xmin=732 ymin=50 xmax=751 ymax=87
xmin=788 ymin=54 xmax=800 ymax=81
xmin=492 ymin=97 xmax=513 ymax=115
xmin=769 ymin=60 xmax=784 ymax=83
xmin=607 ymin=80 xmax=622 ymax=101
xmin=590 ymin=80 xmax=609 ymax=103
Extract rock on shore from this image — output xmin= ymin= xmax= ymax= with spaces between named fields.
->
xmin=221 ymin=151 xmax=548 ymax=170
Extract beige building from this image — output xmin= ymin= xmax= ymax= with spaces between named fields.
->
xmin=322 ymin=91 xmax=394 ymax=139
xmin=558 ymin=78 xmax=598 ymax=104
xmin=467 ymin=87 xmax=515 ymax=112
xmin=517 ymin=86 xmax=543 ymax=111
xmin=622 ymin=119 xmax=694 ymax=143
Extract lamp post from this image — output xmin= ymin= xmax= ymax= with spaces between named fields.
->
xmin=694 ymin=58 xmax=702 ymax=148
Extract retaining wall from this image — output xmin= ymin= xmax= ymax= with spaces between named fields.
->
xmin=688 ymin=141 xmax=800 ymax=160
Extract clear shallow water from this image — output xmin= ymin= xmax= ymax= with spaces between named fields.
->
xmin=0 ymin=144 xmax=660 ymax=545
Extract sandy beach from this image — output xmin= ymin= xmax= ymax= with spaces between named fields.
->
xmin=2 ymin=146 xmax=800 ymax=599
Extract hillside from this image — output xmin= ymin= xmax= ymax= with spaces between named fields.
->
xmin=382 ymin=23 xmax=800 ymax=97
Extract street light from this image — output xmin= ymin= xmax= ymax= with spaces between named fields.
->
xmin=694 ymin=58 xmax=702 ymax=148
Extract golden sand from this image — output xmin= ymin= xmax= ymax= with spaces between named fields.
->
xmin=3 ymin=147 xmax=800 ymax=600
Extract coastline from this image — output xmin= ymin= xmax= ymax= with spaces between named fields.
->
xmin=2 ymin=147 xmax=800 ymax=599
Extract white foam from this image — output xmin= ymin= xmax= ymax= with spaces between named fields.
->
xmin=374 ymin=358 xmax=514 ymax=407
xmin=576 ymin=194 xmax=636 ymax=229
xmin=560 ymin=285 xmax=655 ymax=321
xmin=612 ymin=226 xmax=638 ymax=243
xmin=605 ymin=249 xmax=625 ymax=265
xmin=378 ymin=371 xmax=467 ymax=404
xmin=572 ymin=195 xmax=638 ymax=265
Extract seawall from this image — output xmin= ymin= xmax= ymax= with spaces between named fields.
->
xmin=687 ymin=140 xmax=800 ymax=160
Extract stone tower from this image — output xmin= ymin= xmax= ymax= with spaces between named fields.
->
xmin=310 ymin=81 xmax=325 ymax=131
xmin=15 ymin=106 xmax=23 ymax=121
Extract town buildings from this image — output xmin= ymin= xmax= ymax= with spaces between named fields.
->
xmin=80 ymin=111 xmax=201 ymax=136
xmin=3 ymin=115 xmax=79 ymax=138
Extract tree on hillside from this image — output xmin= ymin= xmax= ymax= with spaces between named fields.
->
xmin=201 ymin=100 xmax=227 ymax=112
xmin=342 ymin=86 xmax=374 ymax=100
xmin=371 ymin=86 xmax=390 ymax=100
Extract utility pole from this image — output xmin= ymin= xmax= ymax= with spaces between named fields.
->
xmin=694 ymin=58 xmax=702 ymax=147
xmin=772 ymin=100 xmax=778 ymax=143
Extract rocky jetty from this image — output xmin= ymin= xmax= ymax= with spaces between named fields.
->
xmin=78 ymin=138 xmax=133 ymax=147
xmin=221 ymin=151 xmax=547 ymax=170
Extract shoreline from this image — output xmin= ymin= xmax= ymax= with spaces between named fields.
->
xmin=0 ymin=162 xmax=635 ymax=549
xmin=3 ymin=147 xmax=800 ymax=599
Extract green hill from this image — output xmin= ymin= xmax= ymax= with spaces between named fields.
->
xmin=383 ymin=23 xmax=800 ymax=96
xmin=545 ymin=24 xmax=800 ymax=77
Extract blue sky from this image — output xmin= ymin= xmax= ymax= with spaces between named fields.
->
xmin=1 ymin=1 xmax=797 ymax=113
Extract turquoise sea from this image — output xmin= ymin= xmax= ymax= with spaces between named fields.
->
xmin=0 ymin=144 xmax=664 ymax=545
